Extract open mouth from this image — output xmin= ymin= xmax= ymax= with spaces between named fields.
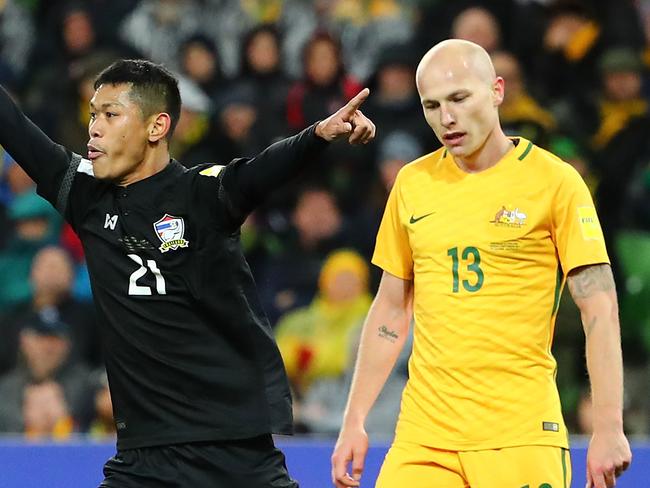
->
xmin=87 ymin=144 xmax=105 ymax=161
xmin=443 ymin=132 xmax=466 ymax=145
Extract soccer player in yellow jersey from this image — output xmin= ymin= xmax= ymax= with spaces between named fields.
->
xmin=331 ymin=39 xmax=632 ymax=488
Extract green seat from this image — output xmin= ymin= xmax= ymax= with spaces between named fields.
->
xmin=615 ymin=231 xmax=650 ymax=354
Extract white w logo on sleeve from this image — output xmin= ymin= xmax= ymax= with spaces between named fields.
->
xmin=104 ymin=214 xmax=118 ymax=230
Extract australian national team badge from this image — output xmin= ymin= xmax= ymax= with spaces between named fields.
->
xmin=153 ymin=214 xmax=189 ymax=253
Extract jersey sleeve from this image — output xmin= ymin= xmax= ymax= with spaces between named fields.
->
xmin=551 ymin=164 xmax=610 ymax=274
xmin=218 ymin=124 xmax=329 ymax=226
xmin=372 ymin=172 xmax=414 ymax=280
xmin=0 ymin=85 xmax=75 ymax=212
xmin=189 ymin=160 xmax=260 ymax=231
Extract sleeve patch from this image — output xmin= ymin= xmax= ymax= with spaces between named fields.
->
xmin=577 ymin=206 xmax=601 ymax=240
xmin=199 ymin=165 xmax=225 ymax=178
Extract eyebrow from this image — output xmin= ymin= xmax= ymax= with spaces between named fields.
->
xmin=89 ymin=101 xmax=124 ymax=110
xmin=422 ymin=90 xmax=470 ymax=105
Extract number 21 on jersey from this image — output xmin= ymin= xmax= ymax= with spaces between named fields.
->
xmin=447 ymin=246 xmax=484 ymax=293
xmin=128 ymin=254 xmax=166 ymax=295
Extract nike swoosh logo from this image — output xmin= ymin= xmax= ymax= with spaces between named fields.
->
xmin=410 ymin=212 xmax=435 ymax=224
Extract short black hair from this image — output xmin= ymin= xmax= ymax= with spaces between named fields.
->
xmin=94 ymin=59 xmax=182 ymax=139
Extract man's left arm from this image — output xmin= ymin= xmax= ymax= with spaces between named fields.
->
xmin=218 ymin=89 xmax=375 ymax=224
xmin=567 ymin=263 xmax=632 ymax=488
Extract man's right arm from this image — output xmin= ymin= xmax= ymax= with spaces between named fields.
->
xmin=331 ymin=271 xmax=413 ymax=488
xmin=0 ymin=85 xmax=73 ymax=209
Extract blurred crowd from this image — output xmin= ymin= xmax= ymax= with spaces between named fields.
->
xmin=0 ymin=0 xmax=649 ymax=441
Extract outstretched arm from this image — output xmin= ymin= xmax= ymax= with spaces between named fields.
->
xmin=221 ymin=89 xmax=375 ymax=218
xmin=331 ymin=271 xmax=412 ymax=488
xmin=567 ymin=263 xmax=632 ymax=488
xmin=0 ymin=85 xmax=73 ymax=208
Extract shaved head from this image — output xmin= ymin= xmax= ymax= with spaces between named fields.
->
xmin=415 ymin=39 xmax=510 ymax=169
xmin=416 ymin=39 xmax=496 ymax=90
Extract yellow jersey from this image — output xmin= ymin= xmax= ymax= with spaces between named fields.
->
xmin=373 ymin=138 xmax=609 ymax=450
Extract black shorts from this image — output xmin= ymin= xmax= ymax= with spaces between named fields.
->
xmin=99 ymin=435 xmax=299 ymax=488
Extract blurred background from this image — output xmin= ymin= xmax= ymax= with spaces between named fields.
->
xmin=0 ymin=0 xmax=648 ymax=484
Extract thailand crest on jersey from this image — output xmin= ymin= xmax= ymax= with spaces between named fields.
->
xmin=154 ymin=214 xmax=189 ymax=253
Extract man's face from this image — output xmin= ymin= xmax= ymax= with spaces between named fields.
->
xmin=30 ymin=247 xmax=74 ymax=297
xmin=604 ymin=71 xmax=642 ymax=102
xmin=248 ymin=31 xmax=279 ymax=74
xmin=184 ymin=43 xmax=216 ymax=82
xmin=417 ymin=59 xmax=501 ymax=159
xmin=492 ymin=53 xmax=522 ymax=101
xmin=88 ymin=83 xmax=151 ymax=183
xmin=21 ymin=331 xmax=70 ymax=381
xmin=306 ymin=40 xmax=339 ymax=86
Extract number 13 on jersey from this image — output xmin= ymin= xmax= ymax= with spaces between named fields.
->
xmin=447 ymin=246 xmax=484 ymax=293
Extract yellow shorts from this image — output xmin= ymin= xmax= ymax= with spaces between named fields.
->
xmin=375 ymin=439 xmax=571 ymax=488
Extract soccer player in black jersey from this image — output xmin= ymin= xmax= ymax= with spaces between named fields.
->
xmin=0 ymin=59 xmax=375 ymax=487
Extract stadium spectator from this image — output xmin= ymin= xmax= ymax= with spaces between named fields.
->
xmin=591 ymin=48 xmax=650 ymax=288
xmin=277 ymin=248 xmax=411 ymax=437
xmin=590 ymin=47 xmax=648 ymax=152
xmin=259 ymin=186 xmax=349 ymax=325
xmin=364 ymin=43 xmax=435 ymax=155
xmin=199 ymin=0 xmax=257 ymax=77
xmin=0 ymin=190 xmax=62 ymax=309
xmin=0 ymin=313 xmax=94 ymax=435
xmin=2 ymin=157 xmax=34 ymax=198
xmin=491 ymin=50 xmax=557 ymax=147
xmin=275 ymin=249 xmax=372 ymax=399
xmin=178 ymin=33 xmax=229 ymax=102
xmin=451 ymin=6 xmax=502 ymax=53
xmin=0 ymin=155 xmax=35 ymax=250
xmin=236 ymin=24 xmax=292 ymax=143
xmin=22 ymin=380 xmax=75 ymax=439
xmin=298 ymin=320 xmax=411 ymax=437
xmin=278 ymin=0 xmax=415 ymax=82
xmin=118 ymin=0 xmax=201 ymax=71
xmin=169 ymin=76 xmax=215 ymax=167
xmin=284 ymin=32 xmax=366 ymax=207
xmin=0 ymin=245 xmax=100 ymax=377
xmin=532 ymin=1 xmax=607 ymax=112
xmin=23 ymin=2 xmax=135 ymax=137
xmin=211 ymin=82 xmax=267 ymax=163
xmin=287 ymin=31 xmax=362 ymax=131
xmin=88 ymin=370 xmax=116 ymax=438
xmin=0 ymin=0 xmax=34 ymax=79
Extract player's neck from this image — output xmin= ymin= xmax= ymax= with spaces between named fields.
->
xmin=454 ymin=129 xmax=513 ymax=174
xmin=118 ymin=146 xmax=171 ymax=187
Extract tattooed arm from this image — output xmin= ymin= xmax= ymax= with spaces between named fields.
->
xmin=331 ymin=271 xmax=413 ymax=488
xmin=567 ymin=264 xmax=632 ymax=488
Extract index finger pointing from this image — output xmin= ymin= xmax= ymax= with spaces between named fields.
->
xmin=340 ymin=88 xmax=370 ymax=117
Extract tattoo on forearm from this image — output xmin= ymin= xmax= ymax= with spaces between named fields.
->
xmin=378 ymin=325 xmax=398 ymax=343
xmin=567 ymin=264 xmax=615 ymax=299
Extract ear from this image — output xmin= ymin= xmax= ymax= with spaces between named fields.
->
xmin=147 ymin=113 xmax=172 ymax=143
xmin=493 ymin=76 xmax=505 ymax=107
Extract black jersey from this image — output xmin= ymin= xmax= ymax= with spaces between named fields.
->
xmin=0 ymin=86 xmax=328 ymax=449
